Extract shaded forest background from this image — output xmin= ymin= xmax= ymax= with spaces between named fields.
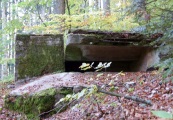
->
xmin=0 ymin=0 xmax=172 ymax=81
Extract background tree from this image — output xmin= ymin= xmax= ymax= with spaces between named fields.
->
xmin=101 ymin=0 xmax=111 ymax=15
xmin=129 ymin=0 xmax=173 ymax=78
xmin=53 ymin=0 xmax=65 ymax=14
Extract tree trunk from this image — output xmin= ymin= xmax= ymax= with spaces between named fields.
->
xmin=89 ymin=0 xmax=93 ymax=12
xmin=98 ymin=0 xmax=101 ymax=10
xmin=0 ymin=0 xmax=2 ymax=80
xmin=101 ymin=0 xmax=110 ymax=15
xmin=52 ymin=0 xmax=66 ymax=33
xmin=53 ymin=0 xmax=65 ymax=14
xmin=133 ymin=0 xmax=150 ymax=22
xmin=1 ymin=0 xmax=8 ymax=79
xmin=89 ymin=0 xmax=100 ymax=12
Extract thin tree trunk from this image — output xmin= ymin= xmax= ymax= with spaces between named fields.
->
xmin=53 ymin=0 xmax=66 ymax=32
xmin=2 ymin=0 xmax=8 ymax=79
xmin=89 ymin=0 xmax=93 ymax=12
xmin=89 ymin=0 xmax=99 ymax=12
xmin=53 ymin=0 xmax=65 ymax=14
xmin=98 ymin=0 xmax=101 ymax=11
xmin=101 ymin=0 xmax=110 ymax=15
xmin=0 ymin=0 xmax=2 ymax=80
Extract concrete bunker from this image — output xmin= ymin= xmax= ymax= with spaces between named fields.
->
xmin=65 ymin=30 xmax=159 ymax=72
xmin=15 ymin=30 xmax=160 ymax=81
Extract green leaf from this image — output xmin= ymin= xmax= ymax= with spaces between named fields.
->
xmin=79 ymin=63 xmax=90 ymax=69
xmin=96 ymin=73 xmax=103 ymax=77
xmin=77 ymin=89 xmax=86 ymax=99
xmin=151 ymin=111 xmax=173 ymax=119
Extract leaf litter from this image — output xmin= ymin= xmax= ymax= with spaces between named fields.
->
xmin=44 ymin=72 xmax=173 ymax=120
xmin=0 ymin=72 xmax=172 ymax=120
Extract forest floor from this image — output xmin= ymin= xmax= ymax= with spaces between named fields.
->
xmin=0 ymin=81 xmax=26 ymax=120
xmin=0 ymin=71 xmax=173 ymax=120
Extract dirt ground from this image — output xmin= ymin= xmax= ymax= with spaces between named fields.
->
xmin=0 ymin=72 xmax=173 ymax=120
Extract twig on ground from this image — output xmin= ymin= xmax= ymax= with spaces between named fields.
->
xmin=97 ymin=87 xmax=152 ymax=106
xmin=39 ymin=100 xmax=74 ymax=117
xmin=80 ymin=102 xmax=93 ymax=119
xmin=92 ymin=95 xmax=104 ymax=116
xmin=39 ymin=84 xmax=152 ymax=118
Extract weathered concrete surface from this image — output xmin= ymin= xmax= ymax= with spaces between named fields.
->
xmin=132 ymin=48 xmax=160 ymax=71
xmin=65 ymin=33 xmax=159 ymax=71
xmin=11 ymin=73 xmax=80 ymax=95
xmin=66 ymin=32 xmax=148 ymax=46
xmin=15 ymin=34 xmax=65 ymax=81
xmin=66 ymin=45 xmax=149 ymax=61
xmin=65 ymin=33 xmax=150 ymax=62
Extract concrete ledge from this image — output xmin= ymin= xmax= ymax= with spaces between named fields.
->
xmin=65 ymin=33 xmax=160 ymax=71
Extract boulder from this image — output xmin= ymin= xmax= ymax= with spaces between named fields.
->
xmin=5 ymin=73 xmax=85 ymax=119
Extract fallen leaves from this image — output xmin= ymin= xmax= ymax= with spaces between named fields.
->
xmin=45 ymin=72 xmax=172 ymax=120
xmin=1 ymin=72 xmax=172 ymax=119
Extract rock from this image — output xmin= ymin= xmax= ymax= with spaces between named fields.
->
xmin=5 ymin=88 xmax=57 ymax=119
xmin=139 ymin=103 xmax=147 ymax=108
xmin=73 ymin=86 xmax=86 ymax=93
xmin=125 ymin=82 xmax=136 ymax=88
xmin=4 ymin=73 xmax=87 ymax=119
xmin=7 ymin=84 xmax=15 ymax=89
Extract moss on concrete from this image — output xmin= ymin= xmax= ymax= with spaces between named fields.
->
xmin=16 ymin=34 xmax=65 ymax=80
xmin=5 ymin=87 xmax=73 ymax=119
xmin=65 ymin=45 xmax=82 ymax=61
xmin=18 ymin=44 xmax=64 ymax=78
xmin=57 ymin=87 xmax=73 ymax=95
xmin=5 ymin=88 xmax=56 ymax=119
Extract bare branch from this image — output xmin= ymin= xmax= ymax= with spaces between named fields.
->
xmin=36 ymin=4 xmax=47 ymax=27
xmin=97 ymin=87 xmax=152 ymax=106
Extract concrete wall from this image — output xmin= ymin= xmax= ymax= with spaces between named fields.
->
xmin=65 ymin=34 xmax=160 ymax=72
xmin=15 ymin=33 xmax=159 ymax=77
xmin=132 ymin=48 xmax=160 ymax=71
xmin=15 ymin=34 xmax=65 ymax=81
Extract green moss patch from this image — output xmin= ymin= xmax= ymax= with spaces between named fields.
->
xmin=65 ymin=45 xmax=82 ymax=61
xmin=18 ymin=44 xmax=64 ymax=79
xmin=5 ymin=88 xmax=56 ymax=119
xmin=5 ymin=87 xmax=73 ymax=119
xmin=16 ymin=35 xmax=65 ymax=80
xmin=57 ymin=87 xmax=73 ymax=95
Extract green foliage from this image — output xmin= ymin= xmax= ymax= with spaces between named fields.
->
xmin=0 ymin=74 xmax=14 ymax=83
xmin=128 ymin=0 xmax=173 ymax=79
xmin=55 ymin=85 xmax=98 ymax=107
xmin=20 ymin=0 xmax=139 ymax=33
xmin=28 ymin=12 xmax=139 ymax=34
xmin=17 ymin=0 xmax=52 ymax=11
xmin=151 ymin=110 xmax=173 ymax=119
xmin=3 ymin=19 xmax=23 ymax=33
